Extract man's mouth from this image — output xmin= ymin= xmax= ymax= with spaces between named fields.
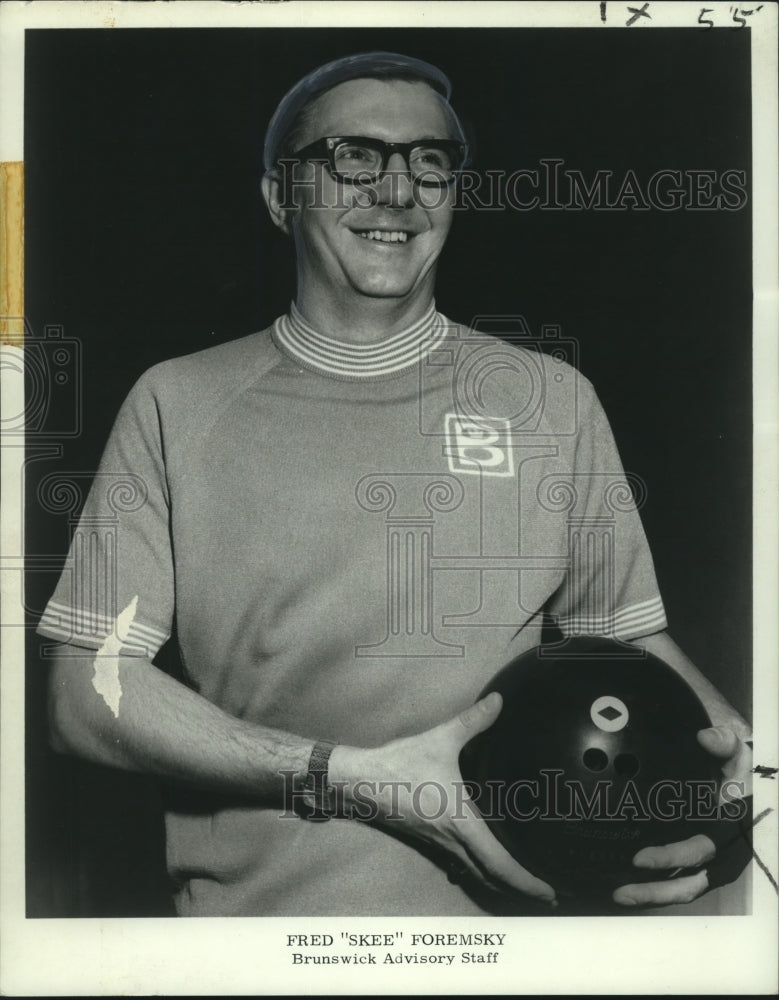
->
xmin=354 ymin=230 xmax=410 ymax=244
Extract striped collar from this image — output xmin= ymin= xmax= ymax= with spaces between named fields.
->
xmin=272 ymin=302 xmax=448 ymax=381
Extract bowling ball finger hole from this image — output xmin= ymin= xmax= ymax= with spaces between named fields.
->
xmin=583 ymin=748 xmax=608 ymax=771
xmin=614 ymin=753 xmax=640 ymax=777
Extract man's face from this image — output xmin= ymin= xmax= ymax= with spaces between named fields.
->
xmin=282 ymin=78 xmax=458 ymax=307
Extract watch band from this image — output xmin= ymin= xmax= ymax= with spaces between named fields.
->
xmin=302 ymin=739 xmax=337 ymax=821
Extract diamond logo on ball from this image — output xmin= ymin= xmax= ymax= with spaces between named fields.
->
xmin=590 ymin=695 xmax=629 ymax=732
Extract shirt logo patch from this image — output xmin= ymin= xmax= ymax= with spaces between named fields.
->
xmin=444 ymin=414 xmax=514 ymax=477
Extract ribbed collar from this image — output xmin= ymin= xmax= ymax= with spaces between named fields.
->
xmin=272 ymin=301 xmax=448 ymax=381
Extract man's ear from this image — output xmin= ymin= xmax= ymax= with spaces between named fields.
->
xmin=261 ymin=171 xmax=294 ymax=236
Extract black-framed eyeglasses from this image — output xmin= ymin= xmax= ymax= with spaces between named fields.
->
xmin=288 ymin=136 xmax=469 ymax=187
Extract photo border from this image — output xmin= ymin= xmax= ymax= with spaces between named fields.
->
xmin=1 ymin=1 xmax=777 ymax=995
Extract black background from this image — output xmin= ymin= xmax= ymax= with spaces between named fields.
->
xmin=24 ymin=27 xmax=752 ymax=917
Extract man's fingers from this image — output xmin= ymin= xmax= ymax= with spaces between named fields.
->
xmin=445 ymin=847 xmax=494 ymax=889
xmin=697 ymin=726 xmax=753 ymax=788
xmin=632 ymin=833 xmax=716 ymax=870
xmin=613 ymin=869 xmax=709 ymax=908
xmin=697 ymin=725 xmax=740 ymax=761
xmin=463 ymin=820 xmax=556 ymax=903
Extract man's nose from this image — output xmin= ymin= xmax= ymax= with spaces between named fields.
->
xmin=373 ymin=151 xmax=415 ymax=207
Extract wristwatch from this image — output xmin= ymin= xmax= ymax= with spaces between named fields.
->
xmin=300 ymin=738 xmax=338 ymax=821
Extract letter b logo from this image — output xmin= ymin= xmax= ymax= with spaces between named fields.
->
xmin=445 ymin=414 xmax=513 ymax=476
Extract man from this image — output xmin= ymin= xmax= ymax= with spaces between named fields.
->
xmin=40 ymin=52 xmax=752 ymax=917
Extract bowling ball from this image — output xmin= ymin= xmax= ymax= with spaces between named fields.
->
xmin=459 ymin=636 xmax=722 ymax=899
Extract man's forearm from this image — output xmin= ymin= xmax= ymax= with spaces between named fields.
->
xmin=630 ymin=630 xmax=752 ymax=740
xmin=46 ymin=647 xmax=568 ymax=902
xmin=48 ymin=645 xmax=313 ymax=801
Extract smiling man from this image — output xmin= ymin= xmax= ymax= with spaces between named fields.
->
xmin=263 ymin=73 xmax=461 ymax=336
xmin=40 ymin=52 xmax=753 ymax=917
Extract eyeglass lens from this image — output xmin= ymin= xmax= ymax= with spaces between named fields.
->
xmin=333 ymin=141 xmax=459 ymax=183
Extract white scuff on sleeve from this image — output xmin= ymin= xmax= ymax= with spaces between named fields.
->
xmin=91 ymin=595 xmax=138 ymax=718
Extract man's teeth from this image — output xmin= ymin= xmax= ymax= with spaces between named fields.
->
xmin=357 ymin=230 xmax=409 ymax=243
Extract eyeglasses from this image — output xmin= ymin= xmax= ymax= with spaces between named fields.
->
xmin=287 ymin=136 xmax=469 ymax=187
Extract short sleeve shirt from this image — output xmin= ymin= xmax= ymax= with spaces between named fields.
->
xmin=38 ymin=314 xmax=667 ymax=915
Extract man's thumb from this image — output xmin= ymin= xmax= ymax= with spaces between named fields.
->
xmin=697 ymin=725 xmax=740 ymax=760
xmin=454 ymin=691 xmax=503 ymax=743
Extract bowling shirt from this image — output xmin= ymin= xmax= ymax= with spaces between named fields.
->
xmin=38 ymin=304 xmax=668 ymax=916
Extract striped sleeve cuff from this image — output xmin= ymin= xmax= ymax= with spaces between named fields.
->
xmin=37 ymin=599 xmax=170 ymax=658
xmin=556 ymin=595 xmax=667 ymax=641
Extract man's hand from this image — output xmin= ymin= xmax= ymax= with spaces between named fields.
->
xmin=612 ymin=726 xmax=753 ymax=908
xmin=329 ymin=693 xmax=557 ymax=906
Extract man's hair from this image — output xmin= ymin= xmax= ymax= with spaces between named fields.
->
xmin=263 ymin=51 xmax=465 ymax=173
